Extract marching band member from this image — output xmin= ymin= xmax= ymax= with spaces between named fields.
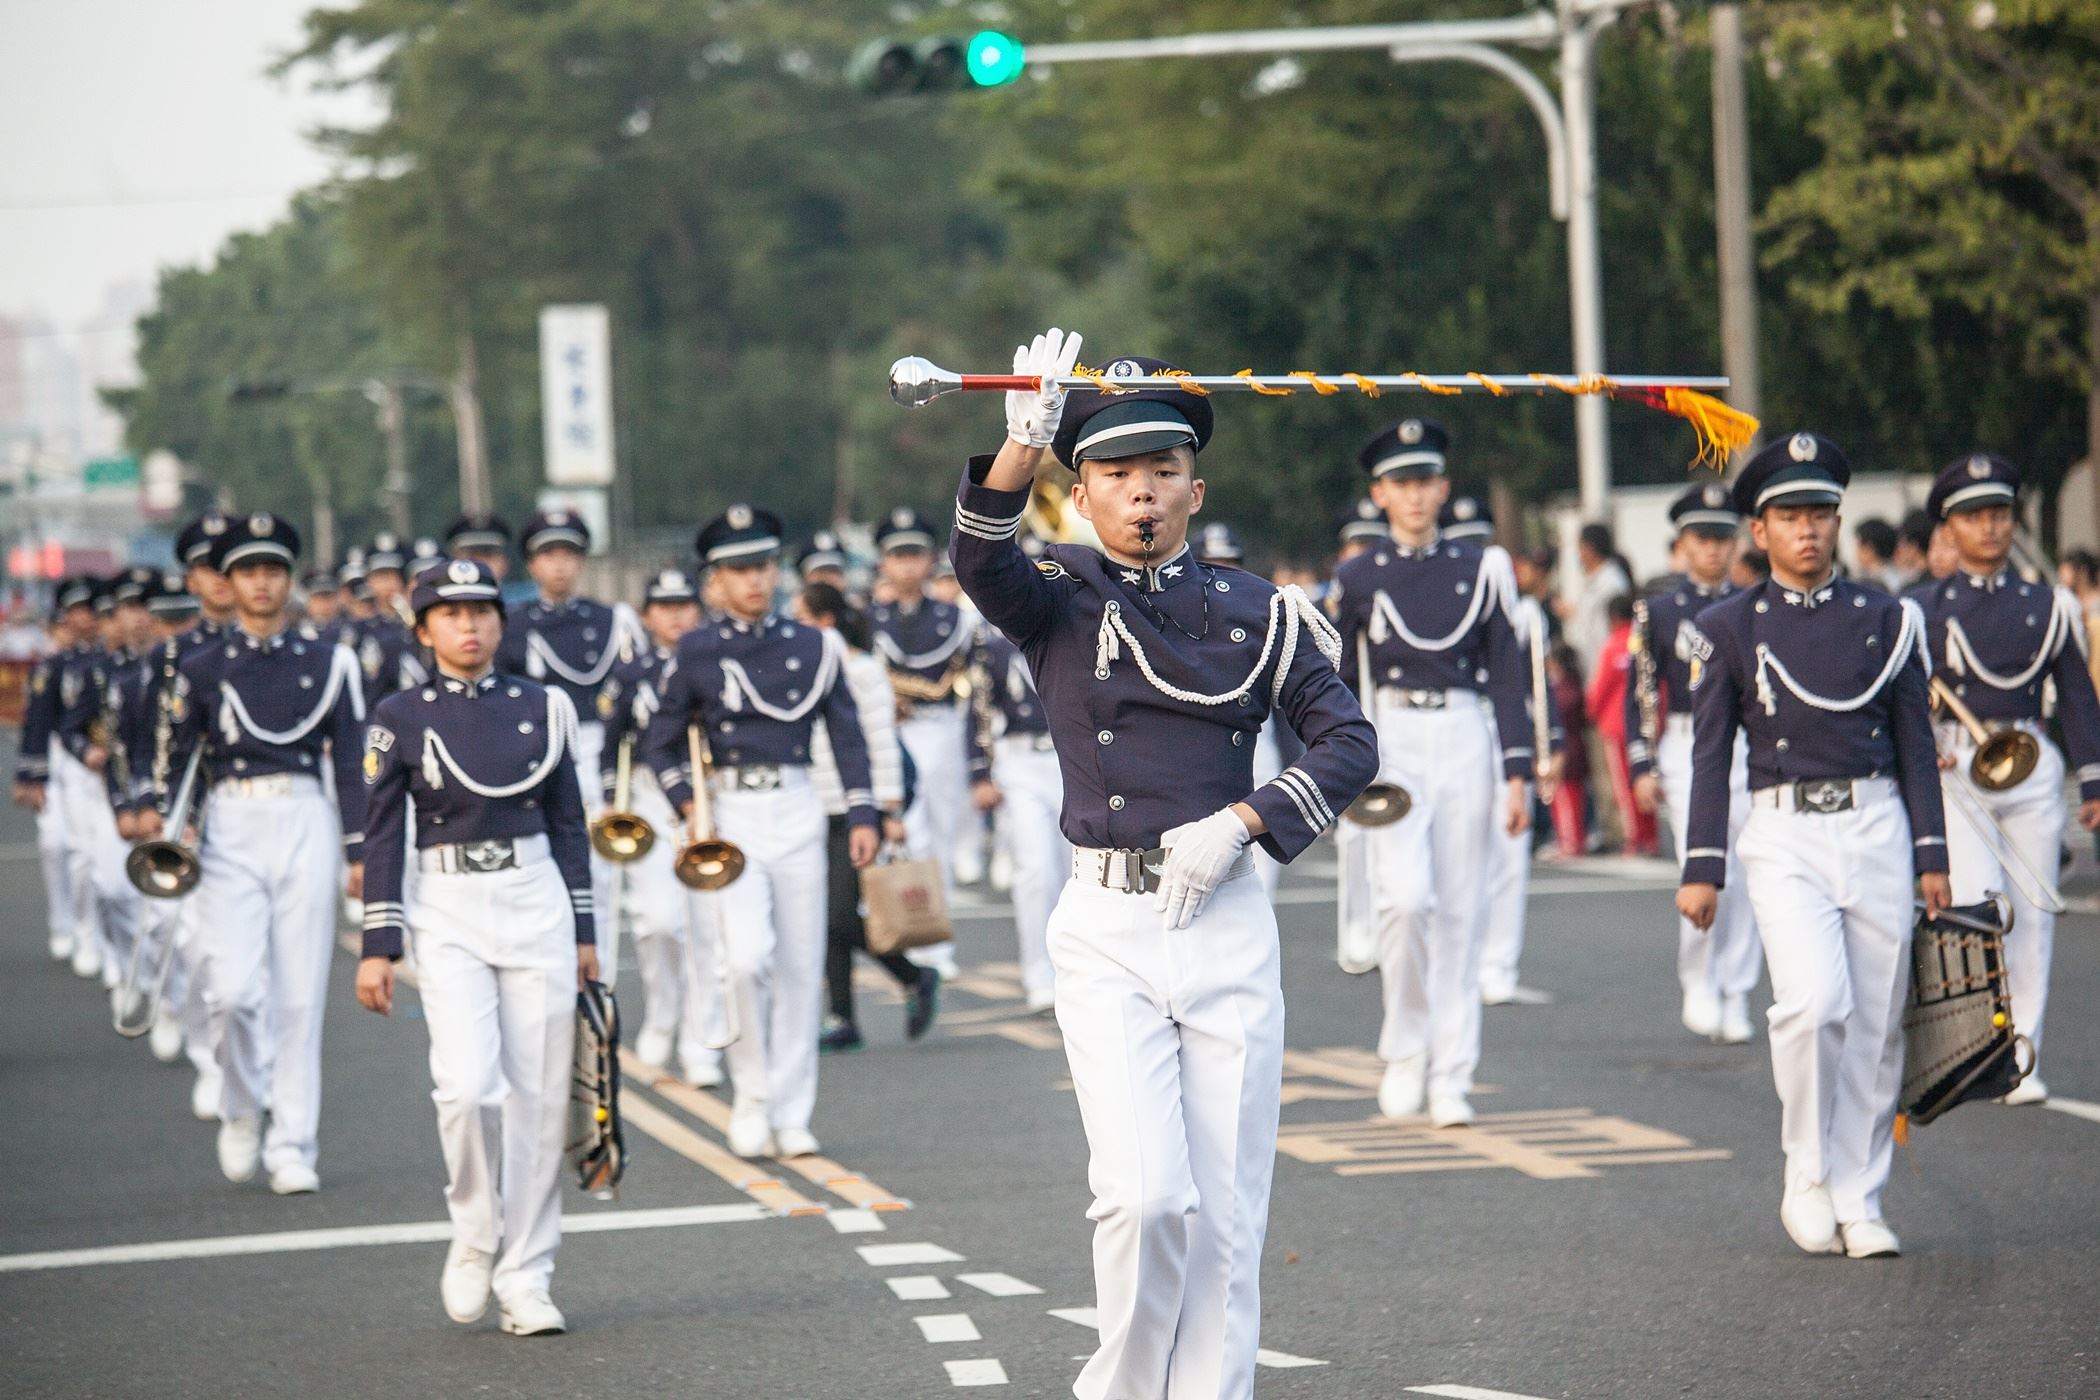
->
xmin=642 ymin=506 xmax=881 ymax=1160
xmin=1913 ymin=453 xmax=2100 ymax=1106
xmin=444 ymin=511 xmax=514 ymax=582
xmin=14 ymin=582 xmax=85 ymax=965
xmin=178 ymin=511 xmax=239 ymax=638
xmin=1329 ymin=420 xmax=1534 ymax=1128
xmin=1439 ymin=493 xmax=1558 ymax=1008
xmin=355 ymin=556 xmax=592 ymax=1336
xmin=950 ymin=329 xmax=1375 ymax=1399
xmin=1677 ymin=434 xmax=1949 ymax=1259
xmin=54 ymin=576 xmax=141 ymax=986
xmin=161 ymin=512 xmax=367 ymax=1193
xmin=798 ymin=581 xmax=934 ymax=1054
xmin=497 ymin=510 xmax=645 ymax=966
xmin=796 ymin=529 xmax=852 ymax=594
xmin=1628 ymin=483 xmax=1763 ymax=1042
xmin=1331 ymin=501 xmax=1391 ymax=978
xmin=966 ymin=622 xmax=1069 ymax=1014
xmin=339 ymin=551 xmax=375 ymax=627
xmin=353 ymin=531 xmax=419 ymax=713
xmin=301 ymin=571 xmax=346 ymax=641
xmin=598 ymin=567 xmax=720 ymax=1086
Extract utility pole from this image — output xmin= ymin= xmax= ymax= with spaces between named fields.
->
xmin=366 ymin=378 xmax=413 ymax=536
xmin=1709 ymin=3 xmax=1763 ymax=436
xmin=451 ymin=330 xmax=493 ymax=516
xmin=1559 ymin=4 xmax=1616 ymax=519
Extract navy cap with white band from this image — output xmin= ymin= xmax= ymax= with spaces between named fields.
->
xmin=696 ymin=504 xmax=784 ymax=566
xmin=521 ymin=510 xmax=590 ymax=556
xmin=1731 ymin=432 xmax=1851 ymax=517
xmin=644 ymin=567 xmax=700 ymax=605
xmin=1359 ymin=418 xmax=1450 ymax=482
xmin=210 ymin=511 xmax=302 ymax=572
xmin=875 ymin=506 xmax=936 ymax=554
xmin=410 ymin=557 xmax=502 ymax=618
xmin=1439 ymin=493 xmax=1493 ymax=541
xmin=1049 ymin=355 xmax=1215 ymax=469
xmin=1926 ymin=452 xmax=2019 ymax=521
xmin=444 ymin=511 xmax=513 ymax=553
xmin=1668 ymin=481 xmax=1743 ymax=535
xmin=797 ymin=529 xmax=848 ymax=577
xmin=176 ymin=511 xmax=230 ymax=566
xmin=1337 ymin=498 xmax=1389 ymax=544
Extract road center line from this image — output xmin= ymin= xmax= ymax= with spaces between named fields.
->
xmin=1407 ymin=1386 xmax=1559 ymax=1400
xmin=915 ymin=1313 xmax=982 ymax=1343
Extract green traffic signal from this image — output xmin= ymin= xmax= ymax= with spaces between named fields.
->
xmin=965 ymin=30 xmax=1026 ymax=87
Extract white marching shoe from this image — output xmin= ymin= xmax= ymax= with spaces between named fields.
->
xmin=1718 ymin=994 xmax=1755 ymax=1045
xmin=680 ymin=1056 xmax=724 ymax=1089
xmin=49 ymin=931 xmax=76 ymax=963
xmin=1681 ymin=987 xmax=1722 ymax=1040
xmin=498 ymin=1290 xmax=567 ymax=1337
xmin=728 ymin=1102 xmax=775 ymax=1159
xmin=1378 ymin=1054 xmax=1426 ymax=1119
xmin=148 ymin=1009 xmax=186 ymax=1063
xmin=1779 ymin=1180 xmax=1842 ymax=1255
xmin=774 ymin=1127 xmax=820 ymax=1159
xmin=1840 ymin=1219 xmax=1901 ymax=1259
xmin=441 ymin=1240 xmax=494 ymax=1323
xmin=1480 ymin=975 xmax=1517 ymax=1007
xmin=269 ymin=1163 xmax=320 ymax=1195
xmin=633 ymin=1024 xmax=674 ymax=1071
xmin=1429 ymin=1094 xmax=1475 ymax=1129
xmin=191 ymin=1067 xmax=223 ymax=1122
xmin=70 ymin=938 xmax=103 ymax=980
xmin=2002 ymin=1076 xmax=2049 ymax=1106
xmin=217 ymin=1116 xmax=262 ymax=1184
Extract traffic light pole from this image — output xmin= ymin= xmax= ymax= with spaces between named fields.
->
xmin=1013 ymin=1 xmax=1657 ymax=521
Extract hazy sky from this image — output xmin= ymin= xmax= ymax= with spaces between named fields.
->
xmin=0 ymin=0 xmax=380 ymax=337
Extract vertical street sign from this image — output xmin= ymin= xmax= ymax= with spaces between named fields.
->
xmin=538 ymin=304 xmax=617 ymax=488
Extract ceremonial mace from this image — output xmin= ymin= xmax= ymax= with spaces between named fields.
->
xmin=888 ymin=358 xmax=1755 ymax=467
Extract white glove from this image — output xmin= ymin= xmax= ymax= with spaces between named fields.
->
xmin=1005 ymin=326 xmax=1084 ymax=448
xmin=1155 ymin=807 xmax=1254 ymax=930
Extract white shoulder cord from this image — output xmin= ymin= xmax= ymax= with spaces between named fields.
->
xmin=420 ymin=689 xmax=577 ymax=797
xmin=1943 ymin=587 xmax=2072 ymax=690
xmin=1367 ymin=548 xmax=1500 ymax=654
xmin=216 ymin=644 xmax=355 ymax=747
xmin=717 ymin=631 xmax=843 ymax=723
xmin=1094 ymin=583 xmax=1340 ymax=709
xmin=1754 ymin=598 xmax=1924 ymax=716
xmin=873 ymin=621 xmax=973 ymax=671
xmin=525 ymin=631 xmax=620 ymax=688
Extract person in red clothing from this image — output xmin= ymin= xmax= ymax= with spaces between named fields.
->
xmin=1545 ymin=643 xmax=1589 ymax=858
xmin=1587 ymin=594 xmax=1659 ymax=855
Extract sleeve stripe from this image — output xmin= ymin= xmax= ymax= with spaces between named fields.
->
xmin=1685 ymin=847 xmax=1727 ymax=860
xmin=1278 ymin=766 xmax=1336 ymax=827
xmin=956 ymin=503 xmax=1025 ymax=531
xmin=1914 ymin=836 xmax=1946 ymax=847
xmin=1270 ymin=777 xmax=1321 ymax=831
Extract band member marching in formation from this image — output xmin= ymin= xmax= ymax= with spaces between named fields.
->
xmin=1629 ymin=482 xmax=1764 ymax=1043
xmin=498 ymin=510 xmax=646 ymax=972
xmin=444 ymin=511 xmax=514 ymax=582
xmin=951 ymin=328 xmax=1376 ymax=1399
xmin=1331 ymin=500 xmax=1391 ymax=979
xmin=14 ymin=579 xmax=91 ymax=970
xmin=1677 ymin=434 xmax=1949 ymax=1259
xmin=161 ymin=512 xmax=368 ymax=1194
xmin=356 ymin=557 xmax=596 ymax=1337
xmin=967 ymin=621 xmax=1070 ymax=1014
xmin=598 ymin=567 xmax=721 ymax=1086
xmin=642 ymin=506 xmax=882 ymax=1160
xmin=1912 ymin=452 xmax=2100 ymax=1106
xmin=352 ymin=530 xmax=419 ymax=713
xmin=53 ymin=576 xmax=142 ymax=988
xmin=1329 ymin=420 xmax=1534 ymax=1128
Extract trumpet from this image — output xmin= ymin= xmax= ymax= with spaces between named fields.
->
xmin=1343 ymin=633 xmax=1412 ymax=826
xmin=589 ymin=735 xmax=656 ymax=863
xmin=113 ymin=915 xmax=178 ymax=1038
xmin=674 ymin=724 xmax=747 ymax=891
xmin=126 ymin=745 xmax=203 ymax=899
xmin=1929 ymin=677 xmax=2041 ymax=792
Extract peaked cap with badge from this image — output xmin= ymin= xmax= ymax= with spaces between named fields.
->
xmin=1926 ymin=452 xmax=2019 ymax=522
xmin=1359 ymin=418 xmax=1450 ymax=482
xmin=1049 ymin=355 xmax=1214 ymax=470
xmin=1731 ymin=432 xmax=1850 ymax=517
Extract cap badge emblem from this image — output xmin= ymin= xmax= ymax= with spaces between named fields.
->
xmin=1967 ymin=455 xmax=1991 ymax=479
xmin=1704 ymin=485 xmax=1727 ymax=507
xmin=891 ymin=507 xmax=911 ymax=528
xmin=1454 ymin=498 xmax=1477 ymax=521
xmin=727 ymin=504 xmax=752 ymax=530
xmin=1107 ymin=360 xmax=1141 ymax=379
xmin=446 ymin=560 xmax=479 ymax=584
xmin=249 ymin=512 xmax=273 ymax=534
xmin=1788 ymin=434 xmax=1817 ymax=463
xmin=202 ymin=515 xmax=226 ymax=536
xmin=1399 ymin=419 xmax=1424 ymax=445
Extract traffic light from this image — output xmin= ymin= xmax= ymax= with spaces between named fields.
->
xmin=849 ymin=30 xmax=1026 ymax=95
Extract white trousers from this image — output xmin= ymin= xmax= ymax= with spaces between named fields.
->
xmin=899 ymin=705 xmax=968 ymax=897
xmin=193 ymin=780 xmax=341 ymax=1173
xmin=36 ymin=740 xmax=77 ymax=950
xmin=1940 ymin=723 xmax=2064 ymax=1059
xmin=1477 ymin=781 xmax=1533 ymax=996
xmin=1334 ymin=816 xmax=1376 ymax=973
xmin=572 ymin=720 xmax=615 ymax=974
xmin=626 ymin=770 xmax=722 ymax=1070
xmin=167 ymin=892 xmax=220 ymax=1077
xmin=1736 ymin=787 xmax=1913 ymax=1222
xmin=1367 ymin=700 xmax=1496 ymax=1099
xmin=55 ymin=749 xmax=138 ymax=974
xmin=1050 ymin=868 xmax=1283 ymax=1400
xmin=413 ymin=842 xmax=576 ymax=1302
xmin=1658 ymin=720 xmax=1763 ymax=1000
xmin=694 ymin=776 xmax=828 ymax=1134
xmin=996 ymin=738 xmax=1070 ymax=1002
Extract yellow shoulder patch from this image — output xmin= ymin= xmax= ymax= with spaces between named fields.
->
xmin=362 ymin=747 xmax=381 ymax=784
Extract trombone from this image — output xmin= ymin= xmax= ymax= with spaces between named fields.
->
xmin=589 ymin=735 xmax=656 ymax=863
xmin=1938 ymin=765 xmax=2065 ymax=915
xmin=674 ymin=724 xmax=747 ymax=891
xmin=1929 ymin=677 xmax=2041 ymax=792
xmin=126 ymin=745 xmax=203 ymax=899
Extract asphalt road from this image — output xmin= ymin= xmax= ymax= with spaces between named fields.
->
xmin=3 ymin=733 xmax=2097 ymax=1399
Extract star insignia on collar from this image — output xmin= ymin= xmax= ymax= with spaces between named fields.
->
xmin=1120 ymin=569 xmax=1141 ymax=585
xmin=1160 ymin=563 xmax=1183 ymax=580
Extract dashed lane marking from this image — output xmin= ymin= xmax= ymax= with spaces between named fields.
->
xmin=1046 ymin=1308 xmax=1328 ymax=1369
xmin=956 ymin=1272 xmax=1042 ymax=1297
xmin=0 ymin=1203 xmax=769 ymax=1274
xmin=943 ymin=1359 xmax=1009 ymax=1386
xmin=915 ymin=1313 xmax=983 ymax=1343
xmin=889 ymin=1275 xmax=952 ymax=1301
xmin=860 ymin=1242 xmax=966 ymax=1266
xmin=2046 ymin=1096 xmax=2100 ymax=1126
xmin=826 ymin=1209 xmax=885 ymax=1233
xmin=1407 ymin=1387 xmax=1557 ymax=1400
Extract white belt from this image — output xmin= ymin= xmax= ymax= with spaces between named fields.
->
xmin=1750 ymin=775 xmax=1897 ymax=813
xmin=1373 ymin=686 xmax=1475 ymax=712
xmin=420 ymin=832 xmax=551 ymax=873
xmin=1664 ymin=712 xmax=1694 ymax=737
xmin=1071 ymin=845 xmax=1254 ymax=896
xmin=712 ymin=764 xmax=810 ymax=793
xmin=214 ymin=773 xmax=317 ymax=799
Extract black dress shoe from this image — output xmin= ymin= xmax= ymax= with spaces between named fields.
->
xmin=906 ymin=968 xmax=941 ymax=1041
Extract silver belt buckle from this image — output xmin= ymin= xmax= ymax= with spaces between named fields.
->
xmin=1793 ymin=779 xmax=1854 ymax=814
xmin=732 ymin=765 xmax=782 ymax=792
xmin=458 ymin=839 xmax=518 ymax=873
xmin=1103 ymin=847 xmax=1166 ymax=895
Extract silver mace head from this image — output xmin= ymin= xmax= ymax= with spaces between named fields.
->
xmin=888 ymin=356 xmax=962 ymax=408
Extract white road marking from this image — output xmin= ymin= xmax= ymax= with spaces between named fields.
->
xmin=915 ymin=1313 xmax=983 ymax=1343
xmin=888 ymin=1275 xmax=952 ymax=1301
xmin=859 ymin=1242 xmax=967 ymax=1266
xmin=943 ymin=1359 xmax=1009 ymax=1386
xmin=0 ymin=1203 xmax=769 ymax=1274
xmin=2045 ymin=1096 xmax=2100 ymax=1125
xmin=1046 ymin=1308 xmax=1325 ymax=1367
xmin=956 ymin=1271 xmax=1043 ymax=1297
xmin=1255 ymin=1347 xmax=1329 ymax=1368
xmin=1047 ymin=1306 xmax=1100 ymax=1328
xmin=826 ymin=1208 xmax=886 ymax=1234
xmin=1408 ymin=1387 xmax=1558 ymax=1400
